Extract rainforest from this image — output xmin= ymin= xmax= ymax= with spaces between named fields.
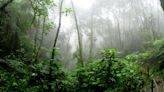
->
xmin=0 ymin=0 xmax=164 ymax=92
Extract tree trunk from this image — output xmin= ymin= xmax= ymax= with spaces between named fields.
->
xmin=48 ymin=0 xmax=64 ymax=91
xmin=35 ymin=16 xmax=46 ymax=62
xmin=71 ymin=0 xmax=84 ymax=67
xmin=89 ymin=9 xmax=94 ymax=59
xmin=33 ymin=17 xmax=40 ymax=62
xmin=29 ymin=0 xmax=37 ymax=26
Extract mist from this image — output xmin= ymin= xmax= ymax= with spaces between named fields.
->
xmin=44 ymin=0 xmax=164 ymax=69
xmin=1 ymin=0 xmax=164 ymax=91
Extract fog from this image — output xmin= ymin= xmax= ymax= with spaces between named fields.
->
xmin=45 ymin=0 xmax=164 ymax=70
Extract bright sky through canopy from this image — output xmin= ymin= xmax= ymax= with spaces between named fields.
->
xmin=69 ymin=0 xmax=94 ymax=9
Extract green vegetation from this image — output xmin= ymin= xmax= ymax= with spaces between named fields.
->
xmin=75 ymin=49 xmax=145 ymax=92
xmin=0 ymin=0 xmax=164 ymax=92
xmin=0 ymin=48 xmax=145 ymax=92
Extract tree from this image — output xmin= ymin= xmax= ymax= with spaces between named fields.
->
xmin=34 ymin=16 xmax=46 ymax=62
xmin=89 ymin=9 xmax=94 ymax=59
xmin=71 ymin=0 xmax=84 ymax=67
xmin=48 ymin=0 xmax=64 ymax=91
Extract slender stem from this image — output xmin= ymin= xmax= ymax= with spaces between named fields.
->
xmin=35 ymin=16 xmax=46 ymax=62
xmin=48 ymin=0 xmax=64 ymax=91
xmin=71 ymin=0 xmax=84 ymax=67
xmin=29 ymin=0 xmax=37 ymax=26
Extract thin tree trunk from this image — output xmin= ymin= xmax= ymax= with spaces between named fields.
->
xmin=71 ymin=0 xmax=84 ymax=67
xmin=48 ymin=0 xmax=64 ymax=91
xmin=150 ymin=14 xmax=156 ymax=41
xmin=89 ymin=9 xmax=94 ymax=59
xmin=35 ymin=16 xmax=46 ymax=62
xmin=116 ymin=18 xmax=123 ymax=50
xmin=152 ymin=80 xmax=154 ymax=92
xmin=33 ymin=17 xmax=40 ymax=62
xmin=29 ymin=0 xmax=37 ymax=26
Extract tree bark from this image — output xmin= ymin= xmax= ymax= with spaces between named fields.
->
xmin=71 ymin=0 xmax=84 ymax=67
xmin=34 ymin=16 xmax=46 ymax=62
xmin=33 ymin=17 xmax=40 ymax=62
xmin=48 ymin=0 xmax=64 ymax=91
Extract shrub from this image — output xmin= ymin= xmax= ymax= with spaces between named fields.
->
xmin=75 ymin=49 xmax=145 ymax=92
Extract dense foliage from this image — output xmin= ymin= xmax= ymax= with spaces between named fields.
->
xmin=0 ymin=0 xmax=164 ymax=92
xmin=0 ymin=49 xmax=147 ymax=92
xmin=75 ymin=49 xmax=145 ymax=92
